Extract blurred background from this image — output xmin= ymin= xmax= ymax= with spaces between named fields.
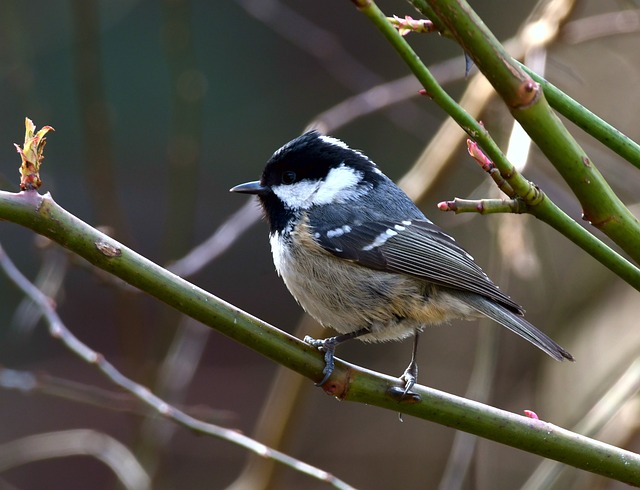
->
xmin=1 ymin=0 xmax=640 ymax=489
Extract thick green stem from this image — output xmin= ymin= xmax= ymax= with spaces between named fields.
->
xmin=351 ymin=0 xmax=640 ymax=291
xmin=522 ymin=65 xmax=640 ymax=170
xmin=1 ymin=188 xmax=640 ymax=484
xmin=0 ymin=191 xmax=323 ymax=377
xmin=418 ymin=0 xmax=640 ymax=263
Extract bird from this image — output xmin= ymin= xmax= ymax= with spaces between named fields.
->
xmin=230 ymin=130 xmax=573 ymax=392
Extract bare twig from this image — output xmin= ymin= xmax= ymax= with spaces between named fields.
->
xmin=71 ymin=0 xmax=130 ymax=238
xmin=0 ymin=366 xmax=236 ymax=423
xmin=306 ymin=55 xmax=464 ymax=134
xmin=236 ymin=0 xmax=430 ymax=137
xmin=226 ymin=315 xmax=323 ymax=490
xmin=11 ymin=238 xmax=69 ymax=335
xmin=0 ymin=242 xmax=355 ymax=490
xmin=168 ymin=199 xmax=261 ymax=278
xmin=137 ymin=316 xmax=211 ymax=478
xmin=561 ymin=8 xmax=640 ymax=45
xmin=0 ymin=429 xmax=150 ymax=490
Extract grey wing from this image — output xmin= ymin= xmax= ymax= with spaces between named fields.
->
xmin=314 ymin=219 xmax=524 ymax=314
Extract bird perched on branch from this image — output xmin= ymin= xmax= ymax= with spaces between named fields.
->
xmin=231 ymin=131 xmax=573 ymax=393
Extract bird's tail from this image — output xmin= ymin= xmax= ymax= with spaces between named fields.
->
xmin=461 ymin=293 xmax=574 ymax=362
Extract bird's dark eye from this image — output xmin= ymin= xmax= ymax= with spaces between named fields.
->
xmin=282 ymin=170 xmax=296 ymax=184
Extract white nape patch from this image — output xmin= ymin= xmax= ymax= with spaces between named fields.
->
xmin=319 ymin=134 xmax=350 ymax=150
xmin=319 ymin=134 xmax=383 ymax=175
xmin=326 ymin=225 xmax=352 ymax=239
xmin=272 ymin=164 xmax=365 ymax=210
xmin=362 ymin=228 xmax=398 ymax=251
xmin=318 ymin=165 xmax=364 ymax=204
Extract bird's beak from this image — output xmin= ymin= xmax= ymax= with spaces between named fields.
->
xmin=229 ymin=181 xmax=268 ymax=195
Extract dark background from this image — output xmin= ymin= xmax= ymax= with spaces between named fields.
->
xmin=1 ymin=1 xmax=640 ymax=489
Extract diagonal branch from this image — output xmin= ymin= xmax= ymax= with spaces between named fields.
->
xmin=348 ymin=0 xmax=640 ymax=291
xmin=0 ymin=429 xmax=150 ymax=490
xmin=411 ymin=0 xmax=640 ymax=262
xmin=1 ymin=189 xmax=640 ymax=484
xmin=0 ymin=236 xmax=355 ymax=490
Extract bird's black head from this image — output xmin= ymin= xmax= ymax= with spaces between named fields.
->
xmin=231 ymin=131 xmax=386 ymax=232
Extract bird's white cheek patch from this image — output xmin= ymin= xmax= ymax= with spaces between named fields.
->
xmin=272 ymin=165 xmax=365 ymax=210
xmin=272 ymin=181 xmax=320 ymax=210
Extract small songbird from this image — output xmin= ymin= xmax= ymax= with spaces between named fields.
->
xmin=231 ymin=131 xmax=573 ymax=392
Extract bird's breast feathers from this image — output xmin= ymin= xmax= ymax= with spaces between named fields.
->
xmin=269 ymin=216 xmax=480 ymax=341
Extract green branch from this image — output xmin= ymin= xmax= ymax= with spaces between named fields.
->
xmin=521 ymin=64 xmax=640 ymax=170
xmin=0 ymin=191 xmax=321 ymax=377
xmin=411 ymin=0 xmax=640 ymax=262
xmin=349 ymin=0 xmax=640 ymax=291
xmin=1 ymin=189 xmax=640 ymax=484
xmin=438 ymin=198 xmax=526 ymax=214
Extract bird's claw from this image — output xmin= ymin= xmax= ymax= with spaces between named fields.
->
xmin=400 ymin=361 xmax=418 ymax=397
xmin=387 ymin=359 xmax=420 ymax=404
xmin=304 ymin=335 xmax=337 ymax=386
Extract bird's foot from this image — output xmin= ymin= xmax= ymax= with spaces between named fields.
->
xmin=304 ymin=335 xmax=338 ymax=386
xmin=387 ymin=359 xmax=421 ymax=404
xmin=400 ymin=359 xmax=418 ymax=396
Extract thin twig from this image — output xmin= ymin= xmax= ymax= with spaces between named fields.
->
xmin=561 ymin=8 xmax=640 ymax=45
xmin=11 ymin=240 xmax=68 ymax=335
xmin=353 ymin=0 xmax=640 ymax=290
xmin=2 ymin=190 xmax=640 ymax=484
xmin=0 ymin=429 xmax=151 ymax=490
xmin=236 ymin=0 xmax=430 ymax=138
xmin=168 ymin=199 xmax=261 ymax=278
xmin=0 ymin=242 xmax=356 ymax=490
xmin=0 ymin=366 xmax=236 ymax=423
xmin=438 ymin=197 xmax=526 ymax=214
xmin=70 ymin=0 xmax=131 ymax=239
xmin=137 ymin=316 xmax=211 ymax=479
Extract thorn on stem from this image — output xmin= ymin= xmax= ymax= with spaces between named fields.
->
xmin=515 ymin=80 xmax=539 ymax=107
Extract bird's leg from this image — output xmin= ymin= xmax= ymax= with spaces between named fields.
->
xmin=304 ymin=328 xmax=370 ymax=386
xmin=400 ymin=333 xmax=420 ymax=396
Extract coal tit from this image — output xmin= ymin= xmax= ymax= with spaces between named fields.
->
xmin=231 ymin=131 xmax=573 ymax=391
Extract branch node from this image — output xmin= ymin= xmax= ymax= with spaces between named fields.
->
xmin=387 ymin=15 xmax=435 ymax=36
